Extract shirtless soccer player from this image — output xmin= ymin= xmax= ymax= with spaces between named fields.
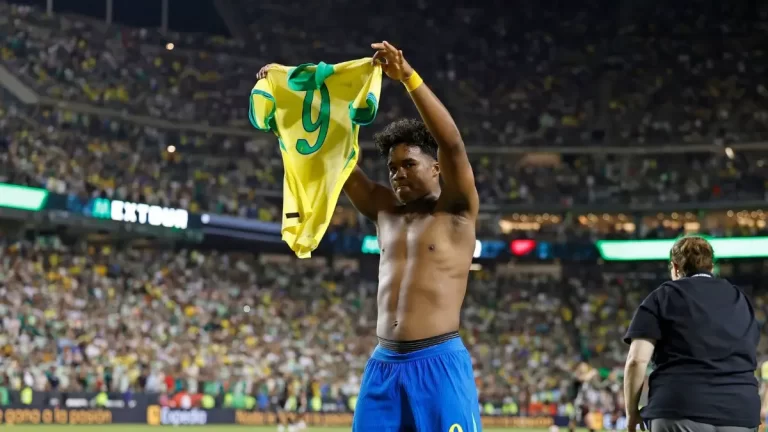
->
xmin=258 ymin=41 xmax=481 ymax=431
xmin=345 ymin=42 xmax=482 ymax=432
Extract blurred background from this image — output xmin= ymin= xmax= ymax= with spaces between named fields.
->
xmin=1 ymin=0 xmax=768 ymax=429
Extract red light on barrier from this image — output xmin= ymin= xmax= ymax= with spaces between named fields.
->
xmin=510 ymin=239 xmax=536 ymax=256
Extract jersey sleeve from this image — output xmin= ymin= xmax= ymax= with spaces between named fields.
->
xmin=349 ymin=64 xmax=382 ymax=126
xmin=249 ymin=78 xmax=276 ymax=132
xmin=623 ymin=286 xmax=664 ymax=344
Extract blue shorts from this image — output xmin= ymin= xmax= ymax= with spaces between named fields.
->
xmin=352 ymin=337 xmax=482 ymax=432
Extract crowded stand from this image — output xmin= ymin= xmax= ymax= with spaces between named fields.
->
xmin=0 ymin=236 xmax=766 ymax=418
xmin=0 ymin=235 xmax=642 ymax=416
xmin=2 ymin=1 xmax=768 ymax=145
xmin=0 ymin=2 xmax=767 ymax=224
xmin=1 ymin=104 xmax=767 ymax=226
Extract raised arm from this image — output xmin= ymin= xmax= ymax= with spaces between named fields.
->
xmin=343 ymin=165 xmax=395 ymax=222
xmin=372 ymin=42 xmax=479 ymax=217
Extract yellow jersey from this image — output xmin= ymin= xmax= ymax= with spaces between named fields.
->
xmin=249 ymin=58 xmax=381 ymax=258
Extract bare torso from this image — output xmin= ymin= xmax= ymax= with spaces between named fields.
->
xmin=375 ymin=204 xmax=476 ymax=340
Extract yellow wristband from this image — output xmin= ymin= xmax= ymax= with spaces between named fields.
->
xmin=402 ymin=71 xmax=423 ymax=93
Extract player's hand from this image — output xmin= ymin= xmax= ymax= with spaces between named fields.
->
xmin=257 ymin=64 xmax=278 ymax=80
xmin=371 ymin=41 xmax=414 ymax=82
xmin=626 ymin=409 xmax=645 ymax=431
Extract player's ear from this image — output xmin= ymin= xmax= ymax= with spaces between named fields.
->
xmin=432 ymin=161 xmax=439 ymax=178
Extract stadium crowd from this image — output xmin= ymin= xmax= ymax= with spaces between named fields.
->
xmin=1 ymin=103 xmax=767 ymax=222
xmin=1 ymin=1 xmax=768 ymax=222
xmin=0 ymin=234 xmax=647 ymax=415
xmin=1 ymin=236 xmax=767 ymax=415
xmin=3 ymin=1 xmax=768 ymax=145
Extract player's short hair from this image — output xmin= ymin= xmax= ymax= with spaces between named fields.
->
xmin=374 ymin=118 xmax=438 ymax=160
xmin=669 ymin=236 xmax=715 ymax=277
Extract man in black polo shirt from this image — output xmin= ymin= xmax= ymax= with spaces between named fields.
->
xmin=623 ymin=236 xmax=760 ymax=432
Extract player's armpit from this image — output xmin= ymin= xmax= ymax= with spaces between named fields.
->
xmin=436 ymin=142 xmax=479 ymax=215
xmin=343 ymin=166 xmax=395 ymax=222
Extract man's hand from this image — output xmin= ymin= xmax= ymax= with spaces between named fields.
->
xmin=626 ymin=408 xmax=645 ymax=432
xmin=257 ymin=64 xmax=278 ymax=80
xmin=371 ymin=41 xmax=414 ymax=81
